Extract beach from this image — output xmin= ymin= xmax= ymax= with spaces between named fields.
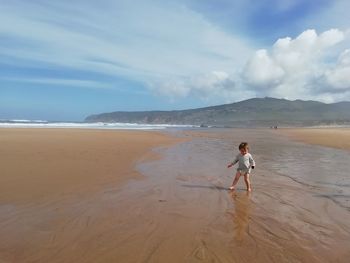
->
xmin=0 ymin=128 xmax=181 ymax=262
xmin=0 ymin=129 xmax=179 ymax=204
xmin=278 ymin=127 xmax=350 ymax=150
xmin=1 ymin=128 xmax=350 ymax=262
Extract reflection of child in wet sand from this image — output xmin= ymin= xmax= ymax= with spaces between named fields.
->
xmin=227 ymin=142 xmax=255 ymax=191
xmin=231 ymin=192 xmax=251 ymax=243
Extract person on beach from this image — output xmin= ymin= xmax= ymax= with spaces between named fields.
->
xmin=227 ymin=142 xmax=255 ymax=191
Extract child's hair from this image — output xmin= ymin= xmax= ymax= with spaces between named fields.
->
xmin=239 ymin=142 xmax=249 ymax=150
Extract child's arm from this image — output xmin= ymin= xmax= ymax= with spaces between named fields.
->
xmin=249 ymin=154 xmax=256 ymax=169
xmin=227 ymin=156 xmax=239 ymax=168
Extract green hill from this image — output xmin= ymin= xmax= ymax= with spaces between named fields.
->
xmin=85 ymin=97 xmax=350 ymax=127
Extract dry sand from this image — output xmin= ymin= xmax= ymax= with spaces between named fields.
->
xmin=0 ymin=129 xmax=179 ymax=204
xmin=278 ymin=127 xmax=350 ymax=150
xmin=1 ymin=128 xmax=350 ymax=263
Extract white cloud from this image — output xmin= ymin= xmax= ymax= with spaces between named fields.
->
xmin=152 ymin=28 xmax=350 ymax=103
xmin=272 ymin=29 xmax=344 ymax=73
xmin=323 ymin=49 xmax=350 ymax=90
xmin=243 ymin=49 xmax=285 ymax=88
xmin=241 ymin=28 xmax=350 ymax=101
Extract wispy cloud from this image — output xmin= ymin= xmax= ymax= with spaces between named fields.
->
xmin=0 ymin=0 xmax=253 ymax=88
xmin=150 ymin=71 xmax=237 ymax=99
xmin=181 ymin=0 xmax=331 ymax=44
xmin=0 ymin=77 xmax=111 ymax=89
xmin=1 ymin=0 xmax=350 ymax=119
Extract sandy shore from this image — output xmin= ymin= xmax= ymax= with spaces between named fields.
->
xmin=0 ymin=128 xmax=179 ymax=204
xmin=1 ymin=128 xmax=350 ymax=262
xmin=278 ymin=127 xmax=350 ymax=150
xmin=0 ymin=128 xmax=182 ymax=262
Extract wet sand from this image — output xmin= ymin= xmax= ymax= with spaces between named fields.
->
xmin=1 ymin=128 xmax=350 ymax=262
xmin=278 ymin=127 xmax=350 ymax=150
xmin=0 ymin=128 xmax=180 ymax=262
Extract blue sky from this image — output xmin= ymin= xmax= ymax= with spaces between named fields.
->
xmin=1 ymin=0 xmax=350 ymax=121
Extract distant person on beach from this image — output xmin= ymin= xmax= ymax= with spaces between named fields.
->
xmin=227 ymin=142 xmax=255 ymax=191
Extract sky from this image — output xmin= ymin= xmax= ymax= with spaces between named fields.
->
xmin=1 ymin=0 xmax=350 ymax=121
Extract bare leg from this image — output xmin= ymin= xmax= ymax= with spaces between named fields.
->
xmin=244 ymin=173 xmax=251 ymax=191
xmin=230 ymin=171 xmax=241 ymax=190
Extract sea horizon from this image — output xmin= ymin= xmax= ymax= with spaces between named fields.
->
xmin=0 ymin=119 xmax=198 ymax=130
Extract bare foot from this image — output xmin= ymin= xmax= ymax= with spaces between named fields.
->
xmin=229 ymin=186 xmax=235 ymax=190
xmin=247 ymin=188 xmax=252 ymax=192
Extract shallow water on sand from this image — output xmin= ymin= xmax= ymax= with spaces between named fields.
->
xmin=135 ymin=128 xmax=350 ymax=262
xmin=259 ymin=133 xmax=350 ymax=210
xmin=1 ymin=129 xmax=350 ymax=262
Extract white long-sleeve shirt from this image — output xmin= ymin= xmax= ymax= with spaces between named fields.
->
xmin=232 ymin=153 xmax=255 ymax=171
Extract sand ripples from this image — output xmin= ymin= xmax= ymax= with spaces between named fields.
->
xmin=1 ymin=129 xmax=350 ymax=262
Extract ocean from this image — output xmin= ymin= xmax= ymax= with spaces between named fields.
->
xmin=0 ymin=119 xmax=197 ymax=130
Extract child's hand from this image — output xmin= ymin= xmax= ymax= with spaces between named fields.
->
xmin=227 ymin=163 xmax=233 ymax=168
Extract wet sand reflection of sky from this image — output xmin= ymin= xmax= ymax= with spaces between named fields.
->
xmin=229 ymin=191 xmax=252 ymax=244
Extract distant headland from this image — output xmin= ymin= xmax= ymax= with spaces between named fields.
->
xmin=85 ymin=97 xmax=350 ymax=127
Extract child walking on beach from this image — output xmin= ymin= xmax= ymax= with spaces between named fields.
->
xmin=227 ymin=142 xmax=255 ymax=191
